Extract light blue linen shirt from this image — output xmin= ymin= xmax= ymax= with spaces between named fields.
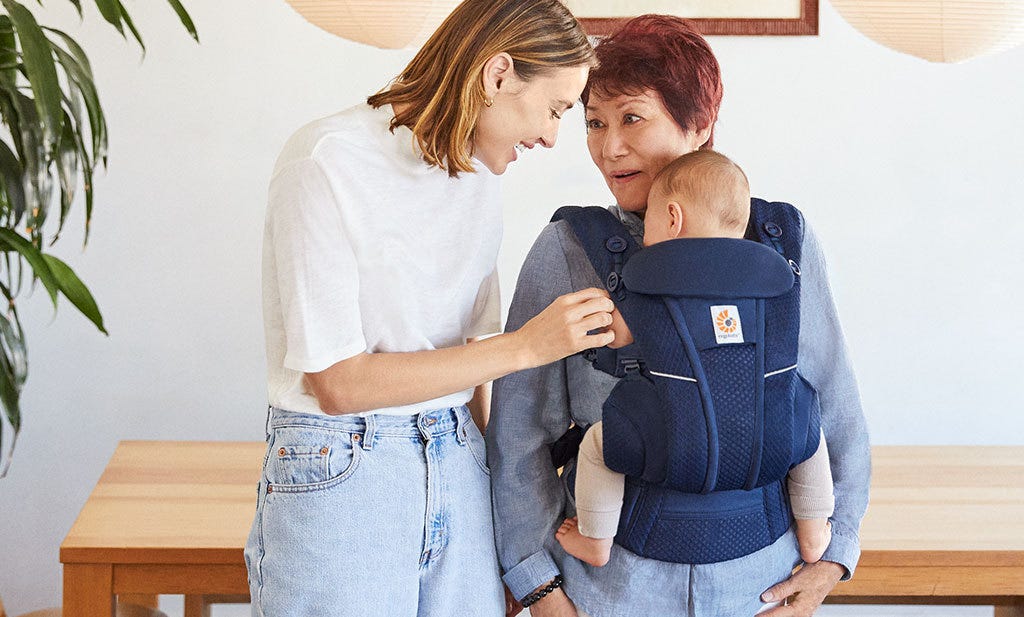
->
xmin=487 ymin=205 xmax=871 ymax=616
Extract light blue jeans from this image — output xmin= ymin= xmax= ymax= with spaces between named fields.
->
xmin=561 ymin=522 xmax=801 ymax=616
xmin=244 ymin=406 xmax=504 ymax=616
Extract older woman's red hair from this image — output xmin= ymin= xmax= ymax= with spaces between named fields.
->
xmin=582 ymin=14 xmax=724 ymax=148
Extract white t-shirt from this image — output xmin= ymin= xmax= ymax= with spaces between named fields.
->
xmin=263 ymin=103 xmax=503 ymax=416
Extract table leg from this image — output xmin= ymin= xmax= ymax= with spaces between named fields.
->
xmin=994 ymin=605 xmax=1024 ymax=617
xmin=183 ymin=596 xmax=210 ymax=617
xmin=63 ymin=564 xmax=114 ymax=617
xmin=117 ymin=594 xmax=159 ymax=609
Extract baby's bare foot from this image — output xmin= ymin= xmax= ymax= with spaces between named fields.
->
xmin=555 ymin=517 xmax=613 ymax=567
xmin=795 ymin=519 xmax=832 ymax=563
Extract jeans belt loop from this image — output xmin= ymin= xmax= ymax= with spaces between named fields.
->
xmin=454 ymin=407 xmax=468 ymax=445
xmin=264 ymin=405 xmax=273 ymax=442
xmin=360 ymin=414 xmax=376 ymax=451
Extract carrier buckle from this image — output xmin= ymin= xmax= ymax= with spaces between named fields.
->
xmin=619 ymin=358 xmax=642 ymax=376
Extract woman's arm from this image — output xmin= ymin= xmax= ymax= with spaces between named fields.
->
xmin=305 ymin=288 xmax=615 ymax=415
xmin=760 ymin=219 xmax=871 ymax=616
xmin=487 ymin=222 xmax=580 ymax=606
xmin=797 ymin=222 xmax=871 ymax=579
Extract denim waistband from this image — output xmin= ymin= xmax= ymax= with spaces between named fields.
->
xmin=268 ymin=405 xmax=469 ymax=445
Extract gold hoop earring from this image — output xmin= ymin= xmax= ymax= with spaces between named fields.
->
xmin=484 ymin=98 xmax=493 ymax=107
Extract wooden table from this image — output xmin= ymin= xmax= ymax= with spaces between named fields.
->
xmin=60 ymin=441 xmax=259 ymax=617
xmin=60 ymin=442 xmax=1024 ymax=616
xmin=829 ymin=446 xmax=1024 ymax=616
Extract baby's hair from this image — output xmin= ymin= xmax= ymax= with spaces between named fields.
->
xmin=652 ymin=150 xmax=750 ymax=234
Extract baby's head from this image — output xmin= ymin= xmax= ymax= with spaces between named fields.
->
xmin=643 ymin=150 xmax=750 ymax=247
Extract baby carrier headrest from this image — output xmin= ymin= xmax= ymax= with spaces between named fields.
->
xmin=622 ymin=238 xmax=795 ymax=299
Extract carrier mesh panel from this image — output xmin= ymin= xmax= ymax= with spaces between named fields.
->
xmin=643 ymin=509 xmax=771 ymax=564
xmin=758 ymin=371 xmax=797 ymax=487
xmin=657 ymin=378 xmax=709 ymax=494
xmin=627 ymin=295 xmax=692 ymax=378
xmin=617 ymin=480 xmax=792 ymax=564
xmin=699 ymin=344 xmax=757 ymax=491
xmin=794 ymin=373 xmax=822 ymax=465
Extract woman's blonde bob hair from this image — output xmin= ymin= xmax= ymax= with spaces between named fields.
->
xmin=367 ymin=0 xmax=596 ymax=177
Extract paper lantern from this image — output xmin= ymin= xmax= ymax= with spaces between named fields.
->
xmin=830 ymin=0 xmax=1024 ymax=63
xmin=284 ymin=0 xmax=461 ymax=49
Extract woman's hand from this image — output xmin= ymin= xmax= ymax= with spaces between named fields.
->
xmin=527 ymin=588 xmax=579 ymax=617
xmin=513 ymin=288 xmax=616 ymax=367
xmin=757 ymin=560 xmax=845 ymax=616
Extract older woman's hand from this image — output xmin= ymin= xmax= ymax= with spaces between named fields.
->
xmin=513 ymin=287 xmax=616 ymax=368
xmin=757 ymin=560 xmax=845 ymax=616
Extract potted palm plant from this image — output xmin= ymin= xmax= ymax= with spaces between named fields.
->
xmin=0 ymin=0 xmax=198 ymax=477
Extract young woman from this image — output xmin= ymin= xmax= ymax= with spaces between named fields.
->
xmin=244 ymin=2 xmax=609 ymax=615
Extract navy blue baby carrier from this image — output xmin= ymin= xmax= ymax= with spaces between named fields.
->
xmin=552 ymin=199 xmax=821 ymax=564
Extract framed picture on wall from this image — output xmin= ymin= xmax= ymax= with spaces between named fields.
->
xmin=568 ymin=0 xmax=818 ymax=36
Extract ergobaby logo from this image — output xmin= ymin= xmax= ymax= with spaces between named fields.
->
xmin=711 ymin=305 xmax=744 ymax=344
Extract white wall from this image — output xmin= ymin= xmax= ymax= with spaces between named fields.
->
xmin=1 ymin=0 xmax=1021 ymax=615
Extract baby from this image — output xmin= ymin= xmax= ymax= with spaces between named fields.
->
xmin=556 ymin=150 xmax=835 ymax=567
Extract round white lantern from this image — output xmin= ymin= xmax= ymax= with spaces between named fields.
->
xmin=830 ymin=0 xmax=1024 ymax=63
xmin=284 ymin=0 xmax=462 ymax=50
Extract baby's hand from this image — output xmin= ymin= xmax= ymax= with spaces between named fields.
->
xmin=606 ymin=308 xmax=634 ymax=349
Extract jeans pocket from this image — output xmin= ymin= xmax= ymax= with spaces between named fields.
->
xmin=266 ymin=427 xmax=363 ymax=494
xmin=460 ymin=420 xmax=491 ymax=476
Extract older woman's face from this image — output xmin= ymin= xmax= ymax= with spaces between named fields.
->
xmin=585 ymin=89 xmax=706 ymax=212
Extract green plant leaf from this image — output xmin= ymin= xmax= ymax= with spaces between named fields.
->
xmin=0 ymin=284 xmax=25 ymax=478
xmin=46 ymin=46 xmax=99 ymax=246
xmin=66 ymin=0 xmax=83 ymax=18
xmin=0 ymin=15 xmax=17 ymax=86
xmin=0 ymin=139 xmax=26 ymax=224
xmin=52 ymin=110 xmax=78 ymax=242
xmin=42 ymin=27 xmax=92 ymax=75
xmin=0 ymin=354 xmax=22 ymax=478
xmin=41 ymin=253 xmax=105 ymax=333
xmin=0 ymin=227 xmax=58 ymax=307
xmin=89 ymin=0 xmax=125 ymax=37
xmin=2 ymin=0 xmax=64 ymax=144
xmin=47 ymin=36 xmax=106 ymax=165
xmin=116 ymin=1 xmax=144 ymax=51
xmin=0 ymin=345 xmax=23 ymax=413
xmin=5 ymin=90 xmax=54 ymax=244
xmin=0 ymin=376 xmax=21 ymax=478
xmin=0 ymin=286 xmax=27 ymax=385
xmin=80 ymin=135 xmax=93 ymax=243
xmin=165 ymin=0 xmax=199 ymax=43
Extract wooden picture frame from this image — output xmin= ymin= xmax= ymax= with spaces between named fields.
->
xmin=573 ymin=0 xmax=818 ymax=36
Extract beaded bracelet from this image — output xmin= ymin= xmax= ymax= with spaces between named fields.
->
xmin=520 ymin=575 xmax=564 ymax=608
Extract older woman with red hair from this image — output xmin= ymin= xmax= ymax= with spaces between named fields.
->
xmin=488 ymin=15 xmax=870 ymax=617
